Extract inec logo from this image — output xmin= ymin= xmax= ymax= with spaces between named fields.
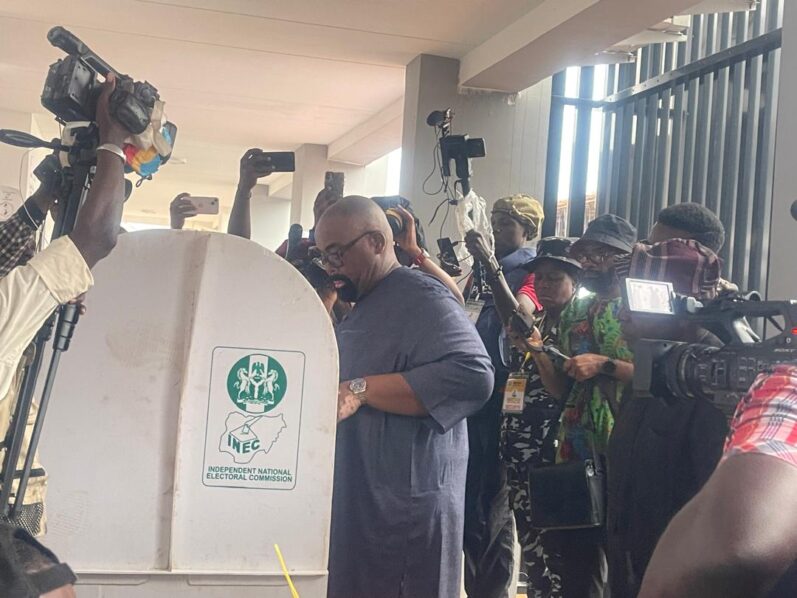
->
xmin=226 ymin=354 xmax=287 ymax=414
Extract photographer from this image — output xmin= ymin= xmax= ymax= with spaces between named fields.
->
xmin=501 ymin=238 xmax=582 ymax=597
xmin=463 ymin=193 xmax=543 ymax=598
xmin=535 ymin=214 xmax=635 ymax=598
xmin=639 ymin=365 xmax=797 ymax=598
xmin=0 ymin=71 xmax=128 ymax=539
xmin=607 ymin=239 xmax=729 ymax=598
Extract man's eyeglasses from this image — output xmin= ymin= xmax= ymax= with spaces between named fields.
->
xmin=310 ymin=230 xmax=379 ymax=268
xmin=570 ymin=247 xmax=619 ymax=265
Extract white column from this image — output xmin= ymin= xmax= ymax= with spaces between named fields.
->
xmin=400 ymin=54 xmax=551 ymax=241
xmin=250 ymin=183 xmax=292 ymax=251
xmin=289 ymin=144 xmax=385 ymax=229
xmin=290 ymin=144 xmax=328 ymax=229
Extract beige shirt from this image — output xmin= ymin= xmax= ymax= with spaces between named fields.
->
xmin=0 ymin=236 xmax=93 ymax=401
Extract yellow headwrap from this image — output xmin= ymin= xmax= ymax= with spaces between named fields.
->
xmin=492 ymin=194 xmax=544 ymax=237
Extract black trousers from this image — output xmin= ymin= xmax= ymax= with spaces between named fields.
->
xmin=545 ymin=527 xmax=608 ymax=598
xmin=463 ymin=398 xmax=516 ymax=598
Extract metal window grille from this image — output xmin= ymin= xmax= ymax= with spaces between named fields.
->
xmin=544 ymin=0 xmax=782 ymax=294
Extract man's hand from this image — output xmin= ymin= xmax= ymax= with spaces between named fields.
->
xmin=68 ymin=293 xmax=88 ymax=316
xmin=96 ymin=73 xmax=129 ymax=147
xmin=464 ymin=230 xmax=492 ymax=264
xmin=29 ymin=186 xmax=57 ymax=219
xmin=337 ymin=381 xmax=365 ymax=423
xmin=507 ymin=325 xmax=542 ymax=353
xmin=393 ymin=206 xmax=422 ymax=259
xmin=238 ymin=148 xmax=274 ymax=191
xmin=313 ymin=188 xmax=339 ymax=225
xmin=170 ymin=193 xmax=197 ymax=230
xmin=563 ymin=354 xmax=608 ymax=382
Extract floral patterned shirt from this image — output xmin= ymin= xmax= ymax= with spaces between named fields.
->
xmin=556 ymin=294 xmax=633 ymax=463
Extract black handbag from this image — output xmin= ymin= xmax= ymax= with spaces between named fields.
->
xmin=528 ymin=387 xmax=607 ymax=531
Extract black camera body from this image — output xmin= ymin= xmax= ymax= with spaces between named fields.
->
xmin=440 ymin=135 xmax=486 ymax=181
xmin=632 ymin=290 xmax=797 ymax=417
xmin=427 ymin=108 xmax=486 ymax=194
xmin=41 ymin=27 xmax=159 ymax=134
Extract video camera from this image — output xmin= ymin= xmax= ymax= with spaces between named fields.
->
xmin=626 ymin=278 xmax=797 ymax=417
xmin=426 ymin=109 xmax=485 ymax=195
xmin=42 ymin=26 xmax=159 ymax=134
xmin=0 ymin=27 xmax=172 ymax=527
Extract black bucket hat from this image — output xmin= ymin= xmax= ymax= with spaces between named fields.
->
xmin=524 ymin=237 xmax=583 ymax=272
xmin=572 ymin=214 xmax=637 ymax=254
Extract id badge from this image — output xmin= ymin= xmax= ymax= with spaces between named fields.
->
xmin=502 ymin=373 xmax=527 ymax=414
xmin=464 ymin=299 xmax=485 ymax=324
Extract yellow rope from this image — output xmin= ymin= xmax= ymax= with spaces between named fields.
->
xmin=274 ymin=544 xmax=300 ymax=598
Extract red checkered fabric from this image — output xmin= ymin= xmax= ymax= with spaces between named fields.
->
xmin=615 ymin=238 xmax=721 ymax=300
xmin=724 ymin=364 xmax=797 ymax=468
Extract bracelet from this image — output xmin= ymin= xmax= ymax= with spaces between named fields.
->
xmin=97 ymin=143 xmax=126 ymax=163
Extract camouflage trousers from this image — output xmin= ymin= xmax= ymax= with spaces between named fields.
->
xmin=505 ymin=462 xmax=563 ymax=598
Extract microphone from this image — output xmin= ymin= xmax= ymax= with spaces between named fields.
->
xmin=286 ymin=223 xmax=303 ymax=262
xmin=426 ymin=109 xmax=452 ymax=127
xmin=791 ymin=199 xmax=797 ymax=222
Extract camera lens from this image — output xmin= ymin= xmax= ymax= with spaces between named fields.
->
xmin=384 ymin=208 xmax=405 ymax=236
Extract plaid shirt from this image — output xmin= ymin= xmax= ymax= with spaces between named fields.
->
xmin=724 ymin=364 xmax=797 ymax=468
xmin=0 ymin=202 xmax=40 ymax=277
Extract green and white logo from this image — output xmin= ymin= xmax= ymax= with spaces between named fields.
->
xmin=226 ymin=354 xmax=287 ymax=414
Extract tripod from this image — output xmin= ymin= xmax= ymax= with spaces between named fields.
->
xmin=0 ymin=126 xmax=97 ymax=519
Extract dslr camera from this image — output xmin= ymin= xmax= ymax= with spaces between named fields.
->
xmin=626 ymin=278 xmax=797 ymax=416
xmin=41 ymin=26 xmax=160 ymax=134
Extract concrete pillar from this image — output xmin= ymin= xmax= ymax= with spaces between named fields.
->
xmin=290 ymin=143 xmax=329 ymax=229
xmin=289 ymin=143 xmax=388 ymax=230
xmin=250 ymin=183 xmax=292 ymax=251
xmin=400 ymin=54 xmax=552 ymax=242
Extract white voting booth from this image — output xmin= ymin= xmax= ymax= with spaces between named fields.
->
xmin=38 ymin=231 xmax=339 ymax=596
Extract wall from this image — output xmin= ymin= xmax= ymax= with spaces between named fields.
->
xmin=0 ymin=109 xmax=35 ymax=208
xmin=400 ymin=54 xmax=552 ymax=242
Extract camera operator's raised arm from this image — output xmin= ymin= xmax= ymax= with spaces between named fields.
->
xmin=0 ymin=73 xmax=130 ymax=399
xmin=68 ymin=74 xmax=127 ymax=268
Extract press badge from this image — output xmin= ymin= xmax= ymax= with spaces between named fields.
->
xmin=502 ymin=373 xmax=527 ymax=414
xmin=464 ymin=299 xmax=485 ymax=324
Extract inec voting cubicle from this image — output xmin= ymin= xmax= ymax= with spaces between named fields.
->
xmin=38 ymin=230 xmax=339 ymax=596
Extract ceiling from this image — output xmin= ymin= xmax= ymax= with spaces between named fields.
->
xmin=0 ymin=0 xmax=748 ymax=224
xmin=0 ymin=0 xmax=540 ymax=188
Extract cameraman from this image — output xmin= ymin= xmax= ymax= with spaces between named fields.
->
xmin=0 ymin=71 xmax=128 ymax=538
xmin=608 ymin=239 xmax=729 ymax=598
xmin=639 ymin=365 xmax=797 ymax=598
xmin=647 ymin=203 xmax=737 ymax=294
xmin=462 ymin=193 xmax=543 ymax=598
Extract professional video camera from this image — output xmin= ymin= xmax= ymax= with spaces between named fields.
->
xmin=0 ymin=27 xmax=173 ymax=527
xmin=626 ymin=278 xmax=797 ymax=417
xmin=42 ymin=27 xmax=159 ymax=135
xmin=426 ymin=109 xmax=486 ymax=196
xmin=425 ymin=108 xmax=490 ymax=282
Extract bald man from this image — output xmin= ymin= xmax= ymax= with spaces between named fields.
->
xmin=314 ymin=196 xmax=494 ymax=598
